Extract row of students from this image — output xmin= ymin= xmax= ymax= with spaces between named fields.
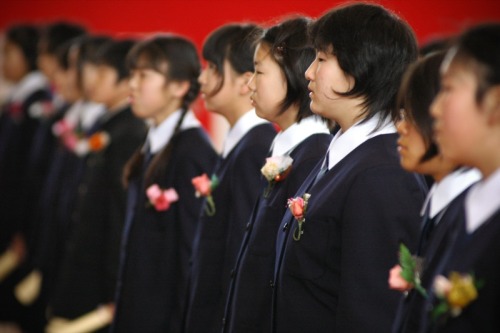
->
xmin=1 ymin=5 xmax=498 ymax=333
xmin=390 ymin=23 xmax=500 ymax=333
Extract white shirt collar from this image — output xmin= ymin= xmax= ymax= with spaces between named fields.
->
xmin=420 ymin=167 xmax=482 ymax=219
xmin=222 ymin=108 xmax=269 ymax=158
xmin=146 ymin=109 xmax=201 ymax=154
xmin=80 ymin=102 xmax=106 ymax=131
xmin=62 ymin=100 xmax=86 ymax=127
xmin=326 ymin=114 xmax=396 ymax=170
xmin=9 ymin=71 xmax=49 ymax=103
xmin=271 ymin=116 xmax=330 ymax=157
xmin=465 ymin=167 xmax=500 ymax=233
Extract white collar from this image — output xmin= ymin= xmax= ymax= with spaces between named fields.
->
xmin=326 ymin=114 xmax=396 ymax=170
xmin=146 ymin=109 xmax=201 ymax=154
xmin=80 ymin=102 xmax=106 ymax=131
xmin=465 ymin=167 xmax=500 ymax=233
xmin=63 ymin=100 xmax=86 ymax=128
xmin=420 ymin=167 xmax=482 ymax=219
xmin=9 ymin=71 xmax=48 ymax=103
xmin=271 ymin=116 xmax=330 ymax=157
xmin=222 ymin=108 xmax=269 ymax=158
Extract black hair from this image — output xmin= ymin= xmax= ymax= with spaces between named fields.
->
xmin=202 ymin=23 xmax=261 ymax=96
xmin=123 ymin=35 xmax=201 ymax=187
xmin=69 ymin=35 xmax=112 ymax=91
xmin=419 ymin=37 xmax=452 ymax=56
xmin=39 ymin=21 xmax=86 ymax=55
xmin=55 ymin=37 xmax=77 ymax=70
xmin=6 ymin=24 xmax=40 ymax=71
xmin=309 ymin=3 xmax=418 ymax=128
xmin=395 ymin=52 xmax=446 ymax=162
xmin=94 ymin=39 xmax=136 ymax=82
xmin=260 ymin=17 xmax=316 ymax=122
xmin=448 ymin=23 xmax=500 ymax=104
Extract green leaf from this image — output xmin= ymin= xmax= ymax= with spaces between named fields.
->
xmin=210 ymin=174 xmax=219 ymax=191
xmin=432 ymin=301 xmax=449 ymax=321
xmin=399 ymin=243 xmax=415 ymax=282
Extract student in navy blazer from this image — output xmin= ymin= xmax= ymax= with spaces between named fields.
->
xmin=45 ymin=40 xmax=146 ymax=333
xmin=426 ymin=23 xmax=500 ymax=333
xmin=0 ymin=23 xmax=52 ymax=332
xmin=111 ymin=36 xmax=217 ymax=333
xmin=183 ymin=24 xmax=276 ymax=333
xmin=272 ymin=4 xmax=428 ymax=333
xmin=387 ymin=52 xmax=481 ymax=333
xmin=221 ymin=17 xmax=331 ymax=333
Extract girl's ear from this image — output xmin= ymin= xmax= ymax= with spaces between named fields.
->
xmin=484 ymin=86 xmax=500 ymax=125
xmin=238 ymin=71 xmax=254 ymax=95
xmin=169 ymin=80 xmax=191 ymax=99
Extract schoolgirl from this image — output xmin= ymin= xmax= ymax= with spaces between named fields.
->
xmin=184 ymin=23 xmax=276 ymax=333
xmin=428 ymin=23 xmax=500 ymax=332
xmin=272 ymin=4 xmax=428 ymax=332
xmin=221 ymin=17 xmax=331 ymax=333
xmin=111 ymin=35 xmax=218 ymax=333
xmin=387 ymin=51 xmax=481 ymax=333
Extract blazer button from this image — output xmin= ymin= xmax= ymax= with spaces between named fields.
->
xmin=282 ymin=222 xmax=288 ymax=231
xmin=269 ymin=280 xmax=275 ymax=288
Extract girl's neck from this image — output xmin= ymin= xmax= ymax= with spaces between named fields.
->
xmin=106 ymin=97 xmax=129 ymax=113
xmin=223 ymin=102 xmax=254 ymax=128
xmin=275 ymin=106 xmax=299 ymax=132
xmin=154 ymin=101 xmax=183 ymax=126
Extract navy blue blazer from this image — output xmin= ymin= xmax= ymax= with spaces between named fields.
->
xmin=112 ymin=127 xmax=217 ymax=333
xmin=273 ymin=133 xmax=427 ymax=333
xmin=222 ymin=133 xmax=331 ymax=333
xmin=0 ymin=88 xmax=52 ymax=251
xmin=50 ymin=106 xmax=146 ymax=319
xmin=428 ymin=208 xmax=500 ymax=333
xmin=184 ymin=123 xmax=276 ymax=333
xmin=393 ymin=190 xmax=471 ymax=333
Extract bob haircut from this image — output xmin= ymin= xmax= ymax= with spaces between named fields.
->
xmin=93 ymin=39 xmax=136 ymax=82
xmin=127 ymin=35 xmax=201 ymax=110
xmin=445 ymin=23 xmax=500 ymax=105
xmin=6 ymin=24 xmax=40 ymax=72
xmin=260 ymin=17 xmax=316 ymax=122
xmin=395 ymin=51 xmax=446 ymax=162
xmin=309 ymin=3 xmax=418 ymax=127
xmin=202 ymin=23 xmax=261 ymax=96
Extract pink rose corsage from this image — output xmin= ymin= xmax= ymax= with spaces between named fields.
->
xmin=287 ymin=193 xmax=311 ymax=241
xmin=192 ymin=173 xmax=219 ymax=216
xmin=146 ymin=184 xmax=179 ymax=211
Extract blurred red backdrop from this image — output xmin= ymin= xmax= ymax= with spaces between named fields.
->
xmin=2 ymin=0 xmax=499 ymax=144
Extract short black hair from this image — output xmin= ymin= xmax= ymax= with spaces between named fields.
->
xmin=6 ymin=24 xmax=40 ymax=71
xmin=419 ymin=37 xmax=452 ymax=56
xmin=448 ymin=23 xmax=500 ymax=104
xmin=39 ymin=21 xmax=87 ymax=55
xmin=94 ymin=39 xmax=136 ymax=82
xmin=127 ymin=35 xmax=201 ymax=110
xmin=310 ymin=3 xmax=418 ymax=127
xmin=202 ymin=23 xmax=261 ymax=96
xmin=260 ymin=17 xmax=315 ymax=122
xmin=55 ymin=37 xmax=78 ymax=70
xmin=72 ymin=35 xmax=112 ymax=89
xmin=396 ymin=52 xmax=446 ymax=162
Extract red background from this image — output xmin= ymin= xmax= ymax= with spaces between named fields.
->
xmin=2 ymin=0 xmax=500 ymax=142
